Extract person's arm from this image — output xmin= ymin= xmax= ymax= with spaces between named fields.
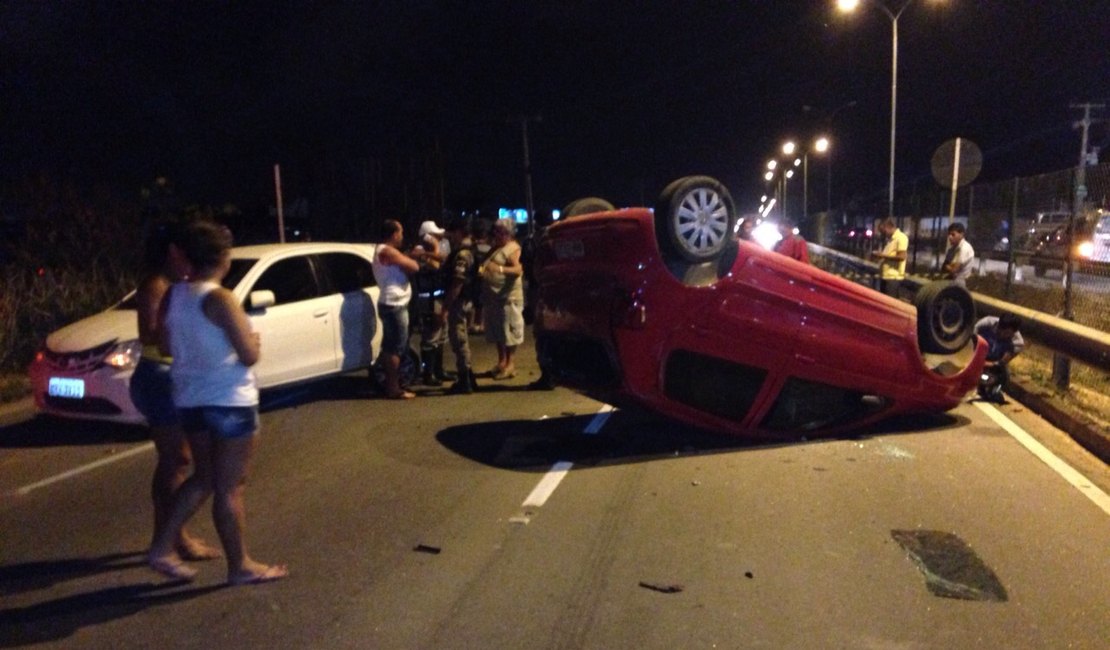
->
xmin=379 ymin=244 xmax=421 ymax=274
xmin=203 ymin=287 xmax=261 ymax=367
xmin=136 ymin=274 xmax=171 ymax=346
xmin=498 ymin=244 xmax=523 ymax=277
xmin=797 ymin=239 xmax=810 ymax=264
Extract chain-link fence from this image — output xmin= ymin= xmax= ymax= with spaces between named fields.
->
xmin=814 ymin=162 xmax=1110 ymax=334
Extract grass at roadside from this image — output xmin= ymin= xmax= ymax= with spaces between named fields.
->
xmin=0 ymin=372 xmax=31 ymax=404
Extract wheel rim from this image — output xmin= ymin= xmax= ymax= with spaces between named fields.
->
xmin=673 ymin=187 xmax=730 ymax=257
xmin=933 ymin=295 xmax=968 ymax=343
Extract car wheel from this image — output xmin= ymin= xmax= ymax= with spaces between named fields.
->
xmin=562 ymin=197 xmax=615 ymax=219
xmin=655 ymin=176 xmax=737 ymax=264
xmin=914 ymin=281 xmax=976 ymax=354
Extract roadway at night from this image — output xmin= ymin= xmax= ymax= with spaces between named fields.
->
xmin=1 ymin=339 xmax=1108 ymax=649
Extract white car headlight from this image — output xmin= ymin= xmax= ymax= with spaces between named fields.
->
xmin=104 ymin=339 xmax=142 ymax=370
xmin=1077 ymin=241 xmax=1094 ymax=259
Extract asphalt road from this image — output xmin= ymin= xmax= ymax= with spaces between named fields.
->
xmin=2 ymin=339 xmax=1108 ymax=649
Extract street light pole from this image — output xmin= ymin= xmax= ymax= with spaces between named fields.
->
xmin=838 ymin=0 xmax=933 ymax=219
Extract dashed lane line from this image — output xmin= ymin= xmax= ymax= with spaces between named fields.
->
xmin=517 ymin=406 xmax=615 ymax=512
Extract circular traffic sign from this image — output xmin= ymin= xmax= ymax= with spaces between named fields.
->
xmin=931 ymin=138 xmax=982 ymax=188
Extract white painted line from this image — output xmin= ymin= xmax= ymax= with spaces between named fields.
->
xmin=14 ymin=442 xmax=154 ymax=496
xmin=974 ymin=401 xmax=1110 ymax=517
xmin=584 ymin=404 xmax=616 ymax=435
xmin=522 ymin=460 xmax=573 ymax=508
xmin=516 ymin=405 xmax=618 ymax=512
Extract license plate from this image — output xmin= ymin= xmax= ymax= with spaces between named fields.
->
xmin=48 ymin=377 xmax=85 ymax=399
xmin=554 ymin=239 xmax=585 ymax=260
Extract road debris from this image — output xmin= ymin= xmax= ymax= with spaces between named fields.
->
xmin=413 ymin=544 xmax=441 ymax=555
xmin=639 ymin=581 xmax=684 ymax=594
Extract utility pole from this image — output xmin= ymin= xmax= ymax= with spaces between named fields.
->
xmin=1053 ymin=101 xmax=1105 ymax=391
xmin=511 ymin=115 xmax=542 ymax=239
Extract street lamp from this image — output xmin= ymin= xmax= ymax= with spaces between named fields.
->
xmin=805 ymin=137 xmax=830 ymax=220
xmin=837 ymin=0 xmax=943 ymax=219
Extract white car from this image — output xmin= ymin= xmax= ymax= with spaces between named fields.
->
xmin=30 ymin=242 xmax=387 ymax=424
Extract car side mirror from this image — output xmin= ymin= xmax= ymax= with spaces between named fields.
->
xmin=248 ymin=290 xmax=275 ymax=311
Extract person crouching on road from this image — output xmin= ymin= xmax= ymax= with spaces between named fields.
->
xmin=975 ymin=313 xmax=1024 ymax=403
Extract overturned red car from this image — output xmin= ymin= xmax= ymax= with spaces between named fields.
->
xmin=534 ymin=176 xmax=986 ymax=438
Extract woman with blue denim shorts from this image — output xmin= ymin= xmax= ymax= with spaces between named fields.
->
xmin=130 ymin=219 xmax=219 ymax=562
xmin=147 ymin=220 xmax=287 ymax=586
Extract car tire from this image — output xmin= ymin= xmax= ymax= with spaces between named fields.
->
xmin=914 ymin=281 xmax=976 ymax=354
xmin=654 ymin=176 xmax=737 ymax=264
xmin=562 ymin=197 xmax=615 ymax=219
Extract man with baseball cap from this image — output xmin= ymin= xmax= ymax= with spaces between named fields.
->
xmin=415 ymin=219 xmax=452 ymax=385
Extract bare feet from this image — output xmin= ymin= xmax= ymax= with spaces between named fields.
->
xmin=176 ymin=537 xmax=222 ymax=561
xmin=228 ymin=562 xmax=289 ymax=586
xmin=385 ymin=390 xmax=416 ymax=400
xmin=149 ymin=554 xmax=198 ymax=581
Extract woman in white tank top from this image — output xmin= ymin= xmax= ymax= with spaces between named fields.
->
xmin=148 ymin=220 xmax=287 ymax=586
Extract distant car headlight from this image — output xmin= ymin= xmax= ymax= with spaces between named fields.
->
xmin=103 ymin=339 xmax=142 ymax=370
xmin=1077 ymin=241 xmax=1094 ymax=259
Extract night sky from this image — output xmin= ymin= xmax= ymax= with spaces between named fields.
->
xmin=2 ymin=1 xmax=1108 ymax=216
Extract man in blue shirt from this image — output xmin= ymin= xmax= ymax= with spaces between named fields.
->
xmin=975 ymin=313 xmax=1024 ymax=403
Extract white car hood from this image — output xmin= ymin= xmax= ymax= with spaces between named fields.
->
xmin=46 ymin=308 xmax=138 ymax=352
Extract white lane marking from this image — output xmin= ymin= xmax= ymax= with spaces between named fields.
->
xmin=974 ymin=401 xmax=1110 ymax=517
xmin=522 ymin=460 xmax=574 ymax=508
xmin=517 ymin=405 xmax=617 ymax=513
xmin=13 ymin=442 xmax=154 ymax=496
xmin=583 ymin=404 xmax=616 ymax=434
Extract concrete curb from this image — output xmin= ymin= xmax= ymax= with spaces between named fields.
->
xmin=1006 ymin=381 xmax=1110 ymax=464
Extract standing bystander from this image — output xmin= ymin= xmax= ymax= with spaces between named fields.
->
xmin=442 ymin=218 xmax=479 ymax=394
xmin=130 ymin=219 xmax=220 ymax=563
xmin=773 ymin=220 xmax=810 ymax=263
xmin=481 ymin=219 xmax=524 ymax=379
xmin=871 ymin=217 xmax=909 ymax=297
xmin=372 ymin=220 xmax=425 ymax=400
xmin=147 ymin=219 xmax=287 ymax=586
xmin=942 ymin=222 xmax=975 ymax=286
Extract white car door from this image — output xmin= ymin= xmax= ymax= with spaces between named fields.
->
xmin=245 ymin=254 xmax=338 ymax=387
xmin=316 ymin=252 xmax=381 ymax=369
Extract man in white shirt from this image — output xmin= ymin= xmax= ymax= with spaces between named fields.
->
xmin=942 ymin=222 xmax=975 ymax=286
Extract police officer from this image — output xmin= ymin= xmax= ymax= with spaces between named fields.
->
xmin=442 ymin=217 xmax=479 ymax=393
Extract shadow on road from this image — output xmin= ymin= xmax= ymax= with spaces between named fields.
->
xmin=0 ymin=551 xmax=223 ymax=647
xmin=437 ymin=406 xmax=967 ymax=472
xmin=0 ymin=417 xmax=148 ymax=449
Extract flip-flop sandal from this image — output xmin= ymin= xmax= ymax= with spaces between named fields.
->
xmin=149 ymin=556 xmax=198 ymax=581
xmin=228 ymin=564 xmax=289 ymax=586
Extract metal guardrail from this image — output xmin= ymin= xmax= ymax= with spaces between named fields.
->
xmin=810 ymin=243 xmax=1110 ymax=374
